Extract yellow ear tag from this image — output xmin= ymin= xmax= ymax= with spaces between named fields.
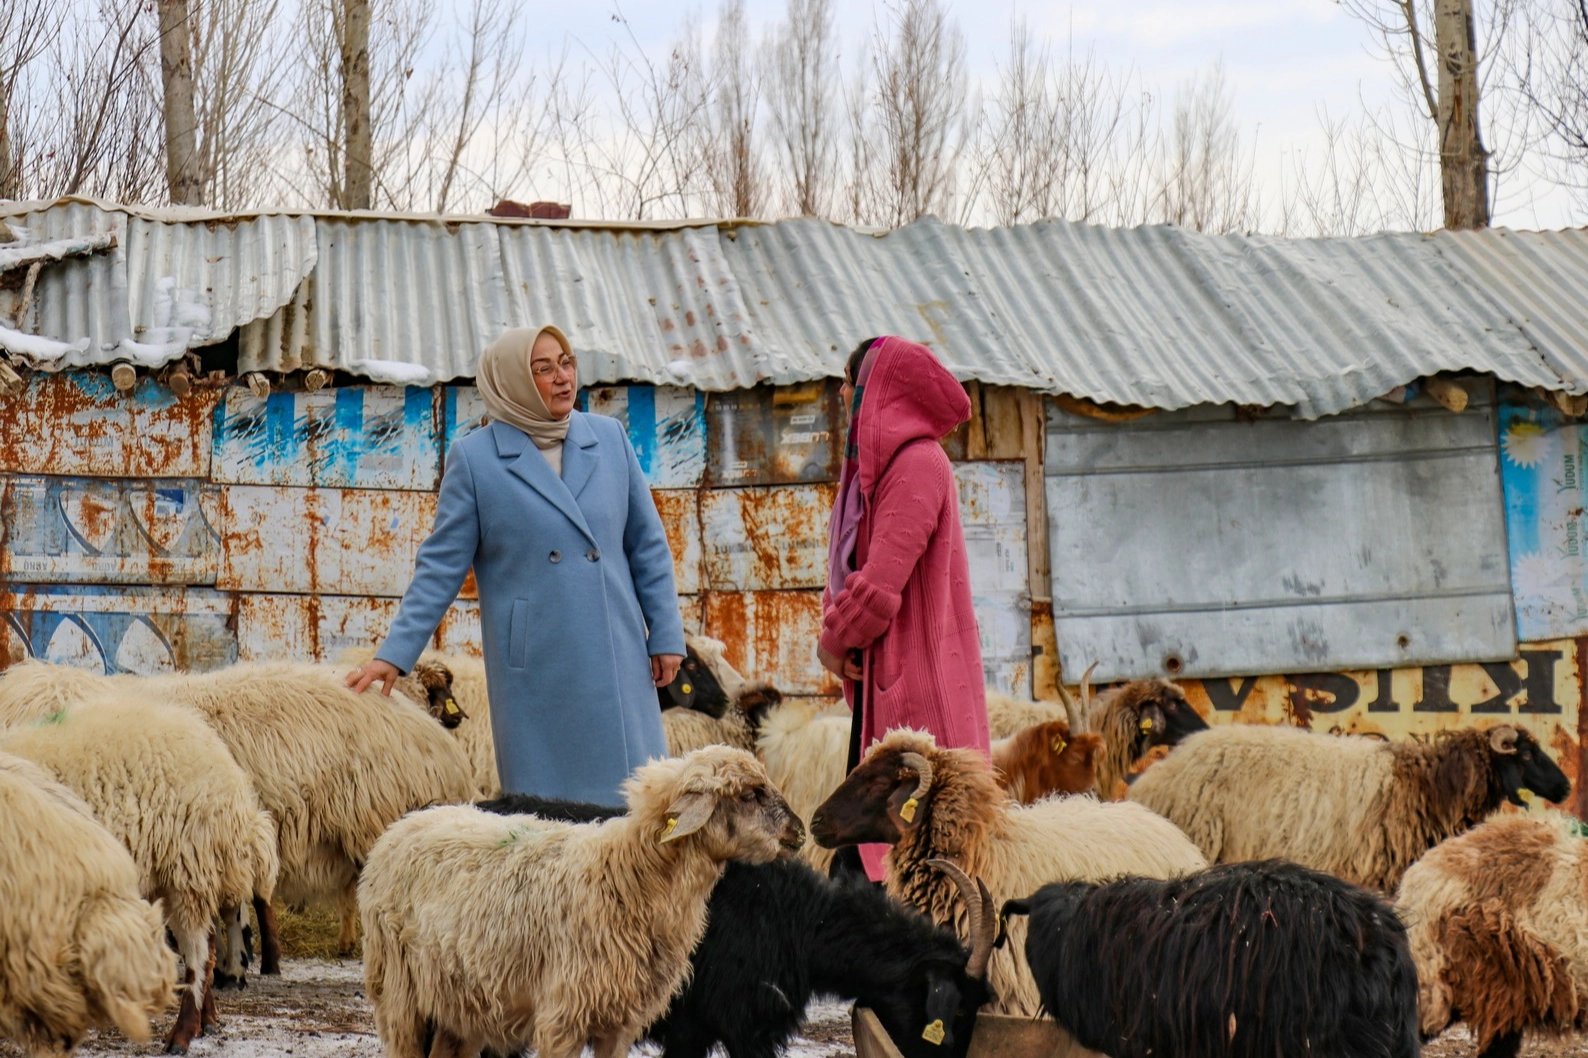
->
xmin=681 ymin=683 xmax=693 ymax=694
xmin=661 ymin=817 xmax=678 ymax=839
xmin=900 ymin=797 xmax=918 ymax=823
xmin=1051 ymin=737 xmax=1067 ymax=754
xmin=1139 ymin=718 xmax=1154 ymax=733
xmin=921 ymin=1020 xmax=946 ymax=1045
xmin=1520 ymin=789 xmax=1536 ymax=804
xmin=443 ymin=698 xmax=460 ymax=716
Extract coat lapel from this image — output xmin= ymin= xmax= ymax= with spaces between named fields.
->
xmin=493 ymin=420 xmax=597 ymax=545
xmin=561 ymin=413 xmax=600 ymax=501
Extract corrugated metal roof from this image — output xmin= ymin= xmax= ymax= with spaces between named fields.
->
xmin=3 ymin=195 xmax=1586 ymax=418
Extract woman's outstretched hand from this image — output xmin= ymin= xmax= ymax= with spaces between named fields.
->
xmin=652 ymin=654 xmax=684 ymax=687
xmin=346 ymin=659 xmax=400 ymax=696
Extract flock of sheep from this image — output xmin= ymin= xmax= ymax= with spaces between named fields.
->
xmin=0 ymin=634 xmax=1582 ymax=1058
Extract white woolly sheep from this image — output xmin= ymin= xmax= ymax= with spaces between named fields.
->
xmin=0 ymin=659 xmax=477 ymax=969
xmin=809 ymin=728 xmax=1208 ymax=1017
xmin=0 ymin=689 xmax=279 ymax=1054
xmin=358 ymin=745 xmax=805 ymax=1058
xmin=0 ymin=751 xmax=175 ymax=1057
xmin=756 ymin=697 xmax=853 ymax=875
xmin=1397 ymin=815 xmax=1588 ymax=1058
xmin=1127 ymin=721 xmax=1573 ymax=892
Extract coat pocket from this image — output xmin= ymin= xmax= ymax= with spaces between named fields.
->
xmin=509 ymin=599 xmax=529 ymax=669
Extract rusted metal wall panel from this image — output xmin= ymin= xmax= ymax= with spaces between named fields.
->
xmin=705 ymin=381 xmax=842 ymax=486
xmin=956 ymin=462 xmax=1032 ymax=697
xmin=1497 ymin=384 xmax=1588 ymax=642
xmin=1169 ymin=637 xmax=1584 ymax=798
xmin=654 ymin=490 xmax=703 ymax=595
xmin=703 ymin=590 xmax=840 ymax=696
xmin=212 ymin=385 xmax=441 ymax=491
xmin=434 ymin=600 xmax=482 ymax=657
xmin=0 ymin=372 xmax=217 ymax=478
xmin=0 ymin=584 xmax=236 ymax=673
xmin=700 ymin=484 xmax=835 ymax=591
xmin=1047 ymin=386 xmax=1516 ymax=683
xmin=0 ymin=477 xmax=220 ymax=585
xmin=443 ymin=385 xmax=488 ymax=451
xmin=582 ymin=385 xmax=707 ymax=488
xmin=236 ymin=593 xmax=398 ymax=663
xmin=217 ymin=486 xmax=436 ymax=596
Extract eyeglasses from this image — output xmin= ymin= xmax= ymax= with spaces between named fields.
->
xmin=531 ymin=354 xmax=577 ymax=379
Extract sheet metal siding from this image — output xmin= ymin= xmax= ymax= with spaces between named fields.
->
xmin=956 ymin=462 xmax=1032 ymax=696
xmin=1047 ymin=387 xmax=1517 ymax=683
xmin=212 ymin=385 xmax=441 ymax=490
xmin=0 ymin=585 xmax=237 ymax=673
xmin=0 ymin=373 xmax=217 ymax=477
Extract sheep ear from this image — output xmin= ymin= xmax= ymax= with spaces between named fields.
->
xmin=659 ymin=792 xmax=716 ymax=843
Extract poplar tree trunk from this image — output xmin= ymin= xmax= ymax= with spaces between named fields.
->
xmin=1435 ymin=0 xmax=1489 ymax=228
xmin=157 ymin=0 xmax=203 ymax=205
xmin=340 ymin=0 xmax=373 ymax=210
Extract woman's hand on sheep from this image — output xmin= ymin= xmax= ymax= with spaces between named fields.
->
xmin=652 ymin=654 xmax=684 ymax=688
xmin=346 ymin=659 xmax=400 ymax=696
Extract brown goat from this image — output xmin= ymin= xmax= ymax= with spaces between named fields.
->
xmin=991 ymin=720 xmax=1103 ymax=805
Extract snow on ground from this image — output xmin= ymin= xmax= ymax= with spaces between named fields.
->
xmin=0 ymin=960 xmax=858 ymax=1058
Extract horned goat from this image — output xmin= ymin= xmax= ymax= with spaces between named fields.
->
xmin=1397 ymin=815 xmax=1588 ymax=1058
xmin=809 ymin=728 xmax=1208 ymax=1016
xmin=990 ymin=720 xmax=1101 ymax=805
xmin=359 ymin=745 xmax=805 ymax=1058
xmin=1004 ymin=859 xmax=1420 ymax=1058
xmin=0 ymin=751 xmax=174 ymax=1057
xmin=0 ymin=689 xmax=278 ymax=1053
xmin=480 ymin=793 xmax=997 ymax=1058
xmin=1127 ymin=721 xmax=1572 ymax=891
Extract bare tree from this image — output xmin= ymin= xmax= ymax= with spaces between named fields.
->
xmin=1435 ymin=0 xmax=1490 ymax=226
xmin=865 ymin=0 xmax=970 ymax=227
xmin=0 ymin=0 xmax=65 ymax=199
xmin=156 ymin=0 xmax=202 ymax=205
xmin=977 ymin=18 xmax=1060 ymax=226
xmin=1155 ymin=61 xmax=1260 ymax=233
xmin=700 ymin=0 xmax=763 ymax=217
xmin=764 ymin=0 xmax=838 ymax=217
xmin=187 ymin=0 xmax=290 ymax=209
xmin=1515 ymin=0 xmax=1588 ymax=198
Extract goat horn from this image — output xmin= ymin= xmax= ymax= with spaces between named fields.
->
xmin=899 ymin=751 xmax=934 ymax=805
xmin=1075 ymin=661 xmax=1099 ymax=735
xmin=926 ymin=858 xmax=996 ymax=979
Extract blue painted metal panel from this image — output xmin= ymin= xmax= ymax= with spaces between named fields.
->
xmin=0 ymin=584 xmax=236 ymax=674
xmin=0 ymin=476 xmax=220 ymax=584
xmin=212 ymin=384 xmax=440 ymax=490
xmin=1498 ymin=384 xmax=1588 ymax=641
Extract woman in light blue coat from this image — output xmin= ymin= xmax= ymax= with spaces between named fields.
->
xmin=346 ymin=325 xmax=685 ymax=806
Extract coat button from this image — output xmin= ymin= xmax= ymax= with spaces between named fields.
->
xmin=587 ymin=549 xmax=600 ymax=562
xmin=549 ymin=550 xmax=561 ymax=563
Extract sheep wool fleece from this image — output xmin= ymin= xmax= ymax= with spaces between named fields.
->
xmin=820 ymin=336 xmax=992 ymax=881
xmin=377 ymin=412 xmax=686 ymax=804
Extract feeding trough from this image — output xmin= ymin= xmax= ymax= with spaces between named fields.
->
xmin=852 ymin=1007 xmax=1101 ymax=1058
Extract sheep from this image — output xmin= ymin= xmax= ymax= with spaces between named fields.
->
xmin=1396 ymin=815 xmax=1588 ymax=1058
xmin=990 ymin=720 xmax=1102 ymax=806
xmin=358 ymin=745 xmax=805 ymax=1058
xmin=809 ymin=728 xmax=1208 ymax=1017
xmin=0 ymin=751 xmax=175 ymax=1058
xmin=0 ymin=689 xmax=280 ymax=1054
xmin=756 ymin=697 xmax=854 ymax=874
xmin=0 ymin=659 xmax=477 ymax=970
xmin=985 ymin=673 xmax=1206 ymax=799
xmin=657 ymin=639 xmax=733 ymax=718
xmin=338 ymin=646 xmax=500 ymax=799
xmin=479 ymin=793 xmax=998 ymax=1058
xmin=1126 ymin=721 xmax=1573 ymax=892
xmin=1002 ymin=859 xmax=1420 ymax=1058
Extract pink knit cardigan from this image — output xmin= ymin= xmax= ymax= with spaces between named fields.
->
xmin=819 ymin=337 xmax=992 ymax=881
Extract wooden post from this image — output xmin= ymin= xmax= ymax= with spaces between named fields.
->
xmin=1021 ymin=391 xmax=1060 ymax=700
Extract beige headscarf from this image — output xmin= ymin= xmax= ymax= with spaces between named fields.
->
xmin=476 ymin=325 xmax=575 ymax=450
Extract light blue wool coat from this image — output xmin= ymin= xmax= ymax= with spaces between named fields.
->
xmin=376 ymin=412 xmax=685 ymax=805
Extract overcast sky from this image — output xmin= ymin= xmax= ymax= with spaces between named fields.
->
xmin=491 ymin=0 xmax=1581 ymax=230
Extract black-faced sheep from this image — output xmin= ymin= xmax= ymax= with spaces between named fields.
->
xmin=1397 ymin=815 xmax=1588 ymax=1058
xmin=478 ymin=793 xmax=997 ymax=1058
xmin=0 ymin=659 xmax=477 ymax=971
xmin=809 ymin=728 xmax=1207 ymax=1017
xmin=0 ymin=690 xmax=280 ymax=1054
xmin=0 ymin=751 xmax=175 ymax=1057
xmin=1003 ymin=859 xmax=1420 ymax=1058
xmin=657 ymin=640 xmax=732 ymax=718
xmin=358 ymin=745 xmax=805 ymax=1058
xmin=1126 ymin=722 xmax=1572 ymax=891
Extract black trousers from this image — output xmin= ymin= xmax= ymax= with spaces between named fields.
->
xmin=828 ymin=677 xmax=870 ymax=881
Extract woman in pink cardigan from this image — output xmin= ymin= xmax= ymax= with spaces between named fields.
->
xmin=817 ymin=335 xmax=992 ymax=883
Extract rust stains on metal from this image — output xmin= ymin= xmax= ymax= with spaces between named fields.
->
xmin=702 ymin=589 xmax=839 ymax=696
xmin=700 ymin=484 xmax=835 ymax=592
xmin=0 ymin=372 xmax=216 ymax=478
xmin=652 ymin=489 xmax=703 ymax=594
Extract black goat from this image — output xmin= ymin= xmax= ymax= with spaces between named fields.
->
xmin=478 ymin=793 xmax=995 ymax=1058
xmin=1003 ymin=859 xmax=1420 ymax=1058
xmin=657 ymin=642 xmax=730 ymax=718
